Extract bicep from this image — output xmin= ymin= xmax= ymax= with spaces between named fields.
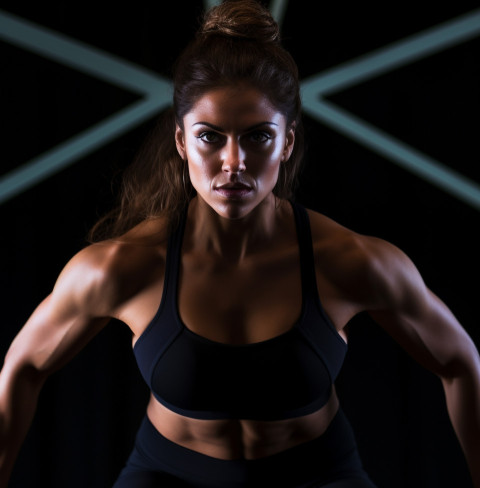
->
xmin=3 ymin=248 xmax=114 ymax=379
xmin=5 ymin=293 xmax=110 ymax=378
xmin=353 ymin=237 xmax=477 ymax=378
xmin=368 ymin=288 xmax=477 ymax=378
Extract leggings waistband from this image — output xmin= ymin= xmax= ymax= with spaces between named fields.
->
xmin=119 ymin=408 xmax=370 ymax=487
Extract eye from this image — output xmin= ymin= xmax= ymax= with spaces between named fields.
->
xmin=197 ymin=131 xmax=221 ymax=144
xmin=248 ymin=131 xmax=271 ymax=143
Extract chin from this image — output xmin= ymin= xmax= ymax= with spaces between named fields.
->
xmin=216 ymin=206 xmax=251 ymax=220
xmin=212 ymin=200 xmax=259 ymax=220
xmin=197 ymin=191 xmax=272 ymax=220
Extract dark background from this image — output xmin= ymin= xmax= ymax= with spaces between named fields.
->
xmin=1 ymin=1 xmax=479 ymax=486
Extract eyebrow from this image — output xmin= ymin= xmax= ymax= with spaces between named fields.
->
xmin=192 ymin=121 xmax=278 ymax=131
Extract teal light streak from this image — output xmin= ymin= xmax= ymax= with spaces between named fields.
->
xmin=302 ymin=9 xmax=480 ymax=96
xmin=302 ymin=100 xmax=480 ymax=210
xmin=202 ymin=0 xmax=288 ymax=25
xmin=269 ymin=0 xmax=289 ymax=26
xmin=204 ymin=0 xmax=222 ymax=11
xmin=1 ymin=4 xmax=479 ymax=212
xmin=301 ymin=8 xmax=480 ymax=211
xmin=0 ymin=11 xmax=169 ymax=96
xmin=0 ymin=100 xmax=163 ymax=205
xmin=0 ymin=10 xmax=172 ymax=205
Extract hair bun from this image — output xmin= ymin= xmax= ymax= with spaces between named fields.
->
xmin=200 ymin=0 xmax=280 ymax=43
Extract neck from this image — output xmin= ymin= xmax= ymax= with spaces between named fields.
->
xmin=187 ymin=195 xmax=282 ymax=263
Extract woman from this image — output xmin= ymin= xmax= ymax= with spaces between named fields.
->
xmin=1 ymin=1 xmax=479 ymax=487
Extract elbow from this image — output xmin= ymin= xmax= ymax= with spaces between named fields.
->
xmin=439 ymin=337 xmax=480 ymax=384
xmin=0 ymin=361 xmax=47 ymax=418
xmin=1 ymin=348 xmax=48 ymax=393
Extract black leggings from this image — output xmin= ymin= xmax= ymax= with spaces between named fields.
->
xmin=113 ymin=409 xmax=377 ymax=487
xmin=114 ymin=472 xmax=375 ymax=487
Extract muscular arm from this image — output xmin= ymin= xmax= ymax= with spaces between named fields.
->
xmin=0 ymin=245 xmax=116 ymax=487
xmin=359 ymin=238 xmax=480 ymax=486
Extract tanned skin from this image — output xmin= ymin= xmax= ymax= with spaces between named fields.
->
xmin=1 ymin=85 xmax=478 ymax=487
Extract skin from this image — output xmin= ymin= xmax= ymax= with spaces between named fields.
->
xmin=0 ymin=84 xmax=479 ymax=486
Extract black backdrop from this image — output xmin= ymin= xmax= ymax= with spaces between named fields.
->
xmin=1 ymin=1 xmax=479 ymax=487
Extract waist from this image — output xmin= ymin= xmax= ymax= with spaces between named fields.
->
xmin=146 ymin=387 xmax=340 ymax=460
xmin=122 ymin=400 xmax=371 ymax=488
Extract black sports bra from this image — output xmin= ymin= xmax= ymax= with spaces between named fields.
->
xmin=133 ymin=202 xmax=347 ymax=420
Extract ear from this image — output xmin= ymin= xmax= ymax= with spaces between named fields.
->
xmin=282 ymin=123 xmax=296 ymax=162
xmin=175 ymin=124 xmax=186 ymax=160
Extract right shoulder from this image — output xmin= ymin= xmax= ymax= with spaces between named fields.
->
xmin=53 ymin=217 xmax=171 ymax=318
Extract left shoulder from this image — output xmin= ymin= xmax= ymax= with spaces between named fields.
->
xmin=305 ymin=207 xmax=479 ymax=381
xmin=353 ymin=233 xmax=429 ymax=314
xmin=305 ymin=207 xmax=428 ymax=313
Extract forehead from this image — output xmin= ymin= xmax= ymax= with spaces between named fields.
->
xmin=184 ymin=85 xmax=286 ymax=129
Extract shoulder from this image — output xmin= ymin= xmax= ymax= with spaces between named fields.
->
xmin=53 ymin=216 xmax=170 ymax=317
xmin=305 ymin=207 xmax=427 ymax=312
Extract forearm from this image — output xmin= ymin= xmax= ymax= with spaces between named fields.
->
xmin=0 ymin=364 xmax=46 ymax=488
xmin=442 ymin=354 xmax=480 ymax=488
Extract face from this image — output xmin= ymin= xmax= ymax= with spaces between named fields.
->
xmin=175 ymin=84 xmax=295 ymax=220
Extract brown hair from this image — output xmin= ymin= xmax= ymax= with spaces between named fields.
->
xmin=89 ymin=0 xmax=304 ymax=241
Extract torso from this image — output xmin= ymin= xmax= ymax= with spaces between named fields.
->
xmin=107 ymin=198 xmax=363 ymax=460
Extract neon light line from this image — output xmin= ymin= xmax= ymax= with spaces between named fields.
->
xmin=0 ymin=10 xmax=171 ymax=96
xmin=204 ymin=0 xmax=222 ymax=10
xmin=269 ymin=0 xmax=289 ymax=26
xmin=302 ymin=99 xmax=480 ymax=210
xmin=0 ymin=6 xmax=478 ymax=212
xmin=0 ymin=99 xmax=166 ymax=205
xmin=302 ymin=8 xmax=480 ymax=96
xmin=301 ymin=8 xmax=480 ymax=211
xmin=202 ymin=0 xmax=288 ymax=26
xmin=0 ymin=9 xmax=172 ymax=204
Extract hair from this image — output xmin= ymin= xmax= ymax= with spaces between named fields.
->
xmin=88 ymin=0 xmax=304 ymax=242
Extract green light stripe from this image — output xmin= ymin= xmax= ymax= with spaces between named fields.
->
xmin=302 ymin=99 xmax=480 ymax=210
xmin=269 ymin=0 xmax=289 ymax=25
xmin=0 ymin=4 xmax=478 ymax=213
xmin=302 ymin=8 xmax=480 ymax=96
xmin=0 ymin=10 xmax=170 ymax=96
xmin=204 ymin=0 xmax=222 ymax=10
xmin=300 ymin=9 xmax=480 ymax=212
xmin=0 ymin=9 xmax=173 ymax=204
xmin=202 ymin=0 xmax=288 ymax=25
xmin=0 ymin=98 xmax=168 ymax=204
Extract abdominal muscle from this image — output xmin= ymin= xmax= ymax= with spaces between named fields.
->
xmin=146 ymin=387 xmax=340 ymax=460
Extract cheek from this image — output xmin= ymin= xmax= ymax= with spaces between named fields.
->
xmin=184 ymin=140 xmax=212 ymax=175
xmin=186 ymin=153 xmax=217 ymax=188
xmin=257 ymin=146 xmax=283 ymax=179
xmin=261 ymin=137 xmax=287 ymax=174
xmin=264 ymin=161 xmax=282 ymax=187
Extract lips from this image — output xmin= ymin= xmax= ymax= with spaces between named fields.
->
xmin=216 ymin=182 xmax=251 ymax=190
xmin=215 ymin=182 xmax=252 ymax=198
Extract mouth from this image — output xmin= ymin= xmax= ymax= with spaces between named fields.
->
xmin=214 ymin=182 xmax=253 ymax=199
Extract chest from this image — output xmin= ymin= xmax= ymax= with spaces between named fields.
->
xmin=133 ymin=245 xmax=348 ymax=421
xmin=122 ymin=249 xmax=355 ymax=346
xmin=178 ymin=251 xmax=303 ymax=344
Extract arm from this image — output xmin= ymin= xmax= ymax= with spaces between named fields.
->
xmin=0 ymin=246 xmax=115 ymax=487
xmin=359 ymin=238 xmax=480 ymax=486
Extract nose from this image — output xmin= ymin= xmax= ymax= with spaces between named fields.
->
xmin=221 ymin=139 xmax=246 ymax=174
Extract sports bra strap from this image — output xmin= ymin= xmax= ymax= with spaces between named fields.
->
xmin=164 ymin=207 xmax=188 ymax=306
xmin=290 ymin=201 xmax=348 ymax=379
xmin=290 ymin=201 xmax=319 ymax=302
xmin=133 ymin=208 xmax=188 ymax=384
